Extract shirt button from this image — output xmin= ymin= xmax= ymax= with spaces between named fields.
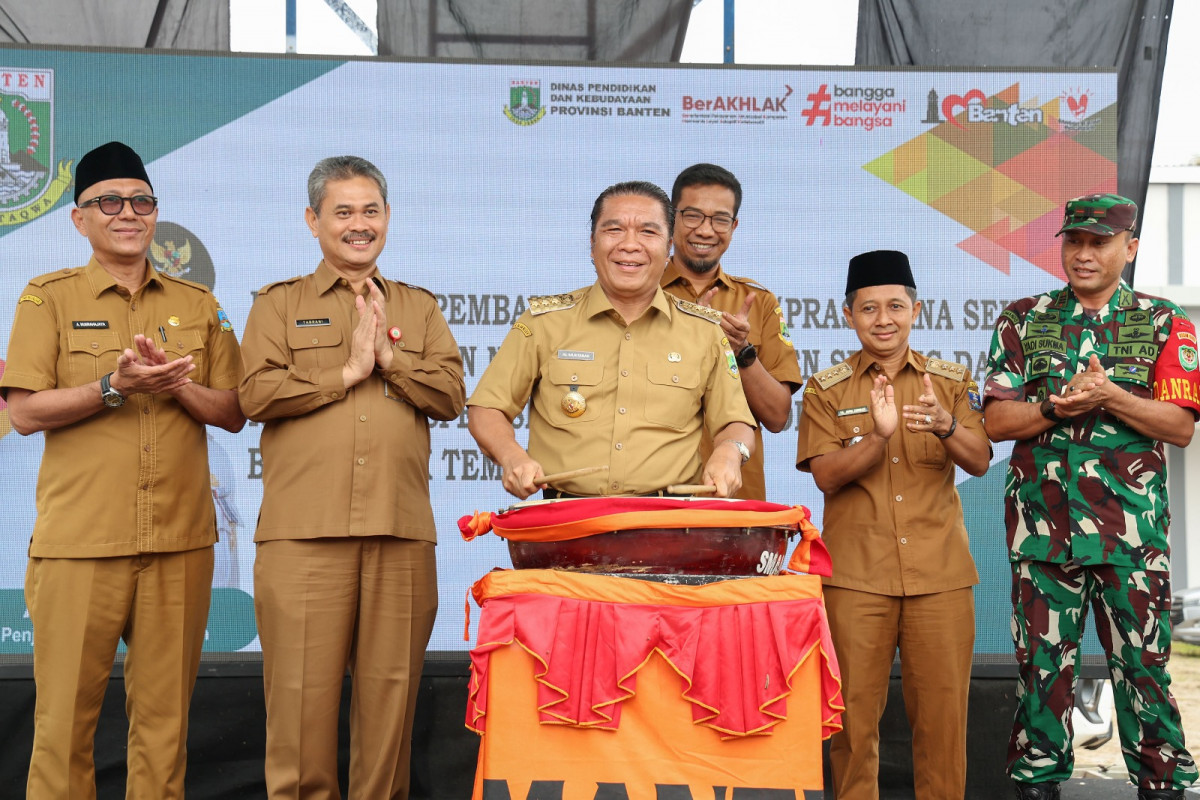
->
xmin=357 ymin=457 xmax=365 ymax=465
xmin=853 ymin=426 xmax=860 ymax=434
xmin=895 ymin=495 xmax=903 ymax=502
xmin=621 ymin=369 xmax=629 ymax=377
xmin=892 ymin=456 xmax=899 ymax=464
xmin=571 ymin=374 xmax=578 ymax=382
xmin=625 ymin=332 xmax=632 ymax=340
xmin=91 ymin=342 xmax=99 ymax=349
xmin=142 ymin=407 xmax=150 ymax=414
xmin=130 ymin=302 xmax=137 ymax=311
xmin=143 ymin=445 xmax=151 ymax=452
xmin=331 ymin=392 xmax=340 ymax=399
xmin=672 ymin=375 xmax=679 ymax=383
xmin=359 ymin=415 xmax=367 ymax=421
xmin=615 ymin=442 xmax=623 ymax=450
xmin=619 ymin=407 xmax=626 ymax=414
xmin=311 ymin=338 xmax=319 ymax=344
xmin=611 ymin=482 xmax=619 ymax=490
xmin=900 ymin=537 xmax=908 ymax=545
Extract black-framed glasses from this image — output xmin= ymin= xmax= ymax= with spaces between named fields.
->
xmin=78 ymin=194 xmax=158 ymax=216
xmin=677 ymin=207 xmax=735 ymax=233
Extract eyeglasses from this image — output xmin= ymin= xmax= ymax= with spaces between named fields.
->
xmin=677 ymin=207 xmax=735 ymax=233
xmin=78 ymin=194 xmax=159 ymax=216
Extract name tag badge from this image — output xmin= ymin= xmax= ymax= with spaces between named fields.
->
xmin=556 ymin=349 xmax=594 ymax=361
xmin=837 ymin=406 xmax=869 ymax=417
xmin=72 ymin=320 xmax=109 ymax=329
xmin=295 ymin=318 xmax=331 ymax=327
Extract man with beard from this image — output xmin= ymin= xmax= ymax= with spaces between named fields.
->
xmin=660 ymin=164 xmax=801 ymax=500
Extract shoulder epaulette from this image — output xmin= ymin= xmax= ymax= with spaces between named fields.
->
xmin=925 ymin=358 xmax=967 ymax=382
xmin=671 ymin=295 xmax=723 ymax=324
xmin=727 ymin=274 xmax=768 ymax=293
xmin=528 ymin=292 xmax=578 ymax=315
xmin=394 ymin=279 xmax=436 ymax=299
xmin=813 ymin=361 xmax=853 ymax=390
xmin=156 ymin=271 xmax=211 ymax=294
xmin=28 ymin=267 xmax=83 ymax=287
xmin=255 ymin=276 xmax=304 ymax=296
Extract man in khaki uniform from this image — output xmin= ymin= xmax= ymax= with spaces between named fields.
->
xmin=795 ymin=250 xmax=990 ymax=800
xmin=469 ymin=180 xmax=756 ymax=500
xmin=661 ymin=163 xmax=802 ymax=500
xmin=0 ymin=141 xmax=245 ymax=799
xmin=239 ymin=155 xmax=465 ymax=800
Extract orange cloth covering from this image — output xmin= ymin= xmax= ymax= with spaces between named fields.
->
xmin=467 ymin=570 xmax=843 ymax=740
xmin=458 ymin=497 xmax=831 ymax=577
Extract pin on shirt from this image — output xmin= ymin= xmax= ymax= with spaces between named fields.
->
xmin=561 ymin=385 xmax=586 ymax=418
xmin=388 ymin=326 xmax=402 ymax=345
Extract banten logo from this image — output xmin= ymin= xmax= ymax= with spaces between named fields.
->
xmin=504 ymin=80 xmax=546 ymax=126
xmin=0 ymin=68 xmax=71 ymax=227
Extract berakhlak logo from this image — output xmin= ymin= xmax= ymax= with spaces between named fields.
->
xmin=800 ymin=84 xmax=832 ymax=126
xmin=940 ymin=89 xmax=986 ymax=130
xmin=1061 ymin=87 xmax=1092 ymax=120
xmin=0 ymin=68 xmax=71 ymax=226
xmin=504 ymin=80 xmax=546 ymax=126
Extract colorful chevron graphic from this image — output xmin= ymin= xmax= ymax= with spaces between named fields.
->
xmin=864 ymin=83 xmax=1117 ymax=278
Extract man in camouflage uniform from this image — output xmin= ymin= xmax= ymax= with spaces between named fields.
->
xmin=983 ymin=194 xmax=1199 ymax=800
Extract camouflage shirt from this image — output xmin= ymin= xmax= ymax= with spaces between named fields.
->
xmin=983 ymin=280 xmax=1200 ymax=571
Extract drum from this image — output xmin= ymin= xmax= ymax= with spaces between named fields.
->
xmin=501 ymin=496 xmax=798 ymax=577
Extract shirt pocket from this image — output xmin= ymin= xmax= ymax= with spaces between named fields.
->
xmin=163 ymin=330 xmax=204 ymax=377
xmin=833 ymin=413 xmax=872 ymax=446
xmin=285 ymin=324 xmax=345 ymax=370
xmin=644 ymin=360 xmax=702 ymax=431
xmin=546 ymin=359 xmax=604 ymax=426
xmin=67 ymin=330 xmax=123 ymax=386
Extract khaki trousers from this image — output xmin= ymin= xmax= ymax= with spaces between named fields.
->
xmin=24 ymin=548 xmax=214 ymax=800
xmin=254 ymin=537 xmax=437 ymax=800
xmin=824 ymin=585 xmax=975 ymax=800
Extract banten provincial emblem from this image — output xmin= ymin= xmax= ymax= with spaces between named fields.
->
xmin=0 ymin=68 xmax=71 ymax=226
xmin=504 ymin=80 xmax=547 ymax=126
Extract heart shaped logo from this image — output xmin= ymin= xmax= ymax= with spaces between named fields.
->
xmin=941 ymin=89 xmax=987 ymax=129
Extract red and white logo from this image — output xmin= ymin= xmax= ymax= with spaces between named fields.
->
xmin=1061 ymin=87 xmax=1092 ymax=120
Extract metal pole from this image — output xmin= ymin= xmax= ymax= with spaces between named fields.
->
xmin=286 ymin=0 xmax=297 ymax=53
xmin=723 ymin=0 xmax=734 ymax=63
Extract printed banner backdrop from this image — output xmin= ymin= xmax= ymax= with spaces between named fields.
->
xmin=0 ymin=45 xmax=1116 ymax=660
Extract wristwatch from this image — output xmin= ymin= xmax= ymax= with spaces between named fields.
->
xmin=735 ymin=343 xmax=758 ymax=368
xmin=726 ymin=440 xmax=751 ymax=463
xmin=100 ymin=372 xmax=125 ymax=408
xmin=1039 ymin=398 xmax=1059 ymax=422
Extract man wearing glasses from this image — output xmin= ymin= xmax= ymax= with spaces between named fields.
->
xmin=660 ymin=163 xmax=801 ymax=500
xmin=0 ymin=141 xmax=244 ymax=797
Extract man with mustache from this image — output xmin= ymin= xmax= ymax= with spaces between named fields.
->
xmin=983 ymin=194 xmax=1198 ymax=800
xmin=239 ymin=155 xmax=465 ymax=799
xmin=661 ymin=163 xmax=801 ymax=500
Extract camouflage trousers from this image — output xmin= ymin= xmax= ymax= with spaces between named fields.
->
xmin=1008 ymin=560 xmax=1196 ymax=789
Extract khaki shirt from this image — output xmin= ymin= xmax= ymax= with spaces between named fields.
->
xmin=0 ymin=258 xmax=242 ymax=558
xmin=239 ymin=261 xmax=465 ymax=543
xmin=662 ymin=260 xmax=802 ymax=500
xmin=795 ymin=349 xmax=982 ymax=596
xmin=468 ymin=283 xmax=756 ymax=496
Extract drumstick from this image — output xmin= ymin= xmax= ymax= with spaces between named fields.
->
xmin=666 ymin=483 xmax=719 ymax=495
xmin=540 ymin=465 xmax=608 ymax=485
